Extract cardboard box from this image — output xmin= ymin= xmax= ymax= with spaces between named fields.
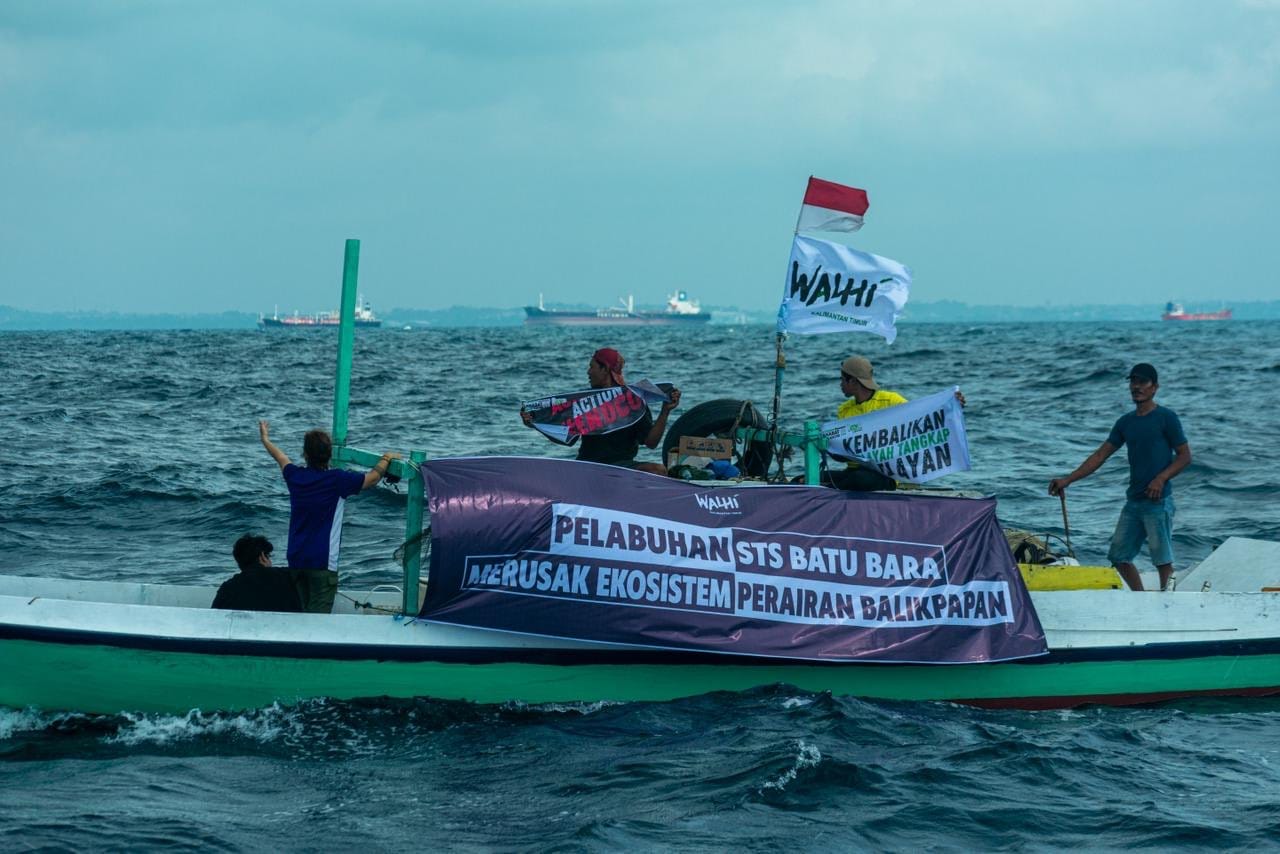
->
xmin=677 ymin=436 xmax=733 ymax=460
xmin=668 ymin=436 xmax=735 ymax=471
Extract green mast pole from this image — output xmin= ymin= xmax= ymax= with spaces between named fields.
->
xmin=403 ymin=449 xmax=427 ymax=615
xmin=332 ymin=239 xmax=360 ymax=444
xmin=323 ymin=238 xmax=428 ymax=616
xmin=803 ymin=419 xmax=822 ymax=485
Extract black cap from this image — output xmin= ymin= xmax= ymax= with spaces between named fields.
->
xmin=1128 ymin=363 xmax=1158 ymax=383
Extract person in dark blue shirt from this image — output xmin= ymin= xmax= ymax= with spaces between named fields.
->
xmin=259 ymin=420 xmax=399 ymax=612
xmin=212 ymin=534 xmax=302 ymax=613
xmin=1049 ymin=363 xmax=1192 ymax=591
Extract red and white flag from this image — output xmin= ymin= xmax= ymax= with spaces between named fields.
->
xmin=796 ymin=176 xmax=869 ymax=233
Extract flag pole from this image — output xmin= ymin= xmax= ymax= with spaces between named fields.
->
xmin=770 ymin=331 xmax=786 ymax=431
xmin=772 ymin=184 xmax=808 ymax=435
xmin=792 ymin=177 xmax=810 ymax=235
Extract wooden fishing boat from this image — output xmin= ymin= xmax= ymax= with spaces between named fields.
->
xmin=2 ymin=542 xmax=1279 ymax=714
xmin=4 ymin=241 xmax=1277 ymax=716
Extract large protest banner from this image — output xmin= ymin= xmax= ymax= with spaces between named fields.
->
xmin=421 ymin=458 xmax=1046 ymax=664
xmin=522 ymin=380 xmax=671 ymax=445
xmin=776 ymin=234 xmax=911 ymax=343
xmin=822 ymin=387 xmax=972 ymax=484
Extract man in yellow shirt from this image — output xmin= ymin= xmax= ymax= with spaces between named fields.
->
xmin=826 ymin=356 xmax=906 ymax=490
xmin=836 ymin=355 xmax=907 ymax=420
xmin=826 ymin=356 xmax=966 ymax=491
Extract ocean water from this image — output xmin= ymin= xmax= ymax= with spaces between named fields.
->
xmin=2 ymin=321 xmax=1279 ymax=850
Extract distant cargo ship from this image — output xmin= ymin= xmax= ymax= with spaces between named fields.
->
xmin=523 ymin=292 xmax=711 ymax=326
xmin=1161 ymin=302 xmax=1231 ymax=322
xmin=259 ymin=296 xmax=382 ymax=329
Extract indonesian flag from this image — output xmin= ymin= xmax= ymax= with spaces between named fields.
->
xmin=797 ymin=176 xmax=869 ymax=233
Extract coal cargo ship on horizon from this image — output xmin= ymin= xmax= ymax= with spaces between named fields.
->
xmin=1161 ymin=301 xmax=1231 ymax=322
xmin=523 ymin=292 xmax=712 ymax=327
xmin=259 ymin=296 xmax=382 ymax=329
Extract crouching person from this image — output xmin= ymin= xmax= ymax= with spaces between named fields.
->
xmin=212 ymin=534 xmax=302 ymax=613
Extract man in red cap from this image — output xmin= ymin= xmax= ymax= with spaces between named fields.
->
xmin=589 ymin=347 xmax=627 ymax=387
xmin=522 ymin=348 xmax=681 ymax=474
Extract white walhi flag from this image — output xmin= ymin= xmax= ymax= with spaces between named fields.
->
xmin=821 ymin=387 xmax=971 ymax=484
xmin=776 ymin=235 xmax=911 ymax=342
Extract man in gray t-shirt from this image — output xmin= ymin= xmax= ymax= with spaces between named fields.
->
xmin=1048 ymin=363 xmax=1192 ymax=591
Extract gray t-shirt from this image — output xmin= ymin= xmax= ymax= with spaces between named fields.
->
xmin=1106 ymin=406 xmax=1188 ymax=500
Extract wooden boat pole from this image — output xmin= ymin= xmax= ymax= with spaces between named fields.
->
xmin=1059 ymin=491 xmax=1075 ymax=557
xmin=332 ymin=238 xmax=361 ymax=445
xmin=770 ymin=332 xmax=785 ymax=431
xmin=769 ymin=333 xmax=787 ymax=484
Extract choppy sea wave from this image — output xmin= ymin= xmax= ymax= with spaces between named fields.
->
xmin=4 ymin=691 xmax=1280 ymax=849
xmin=2 ymin=322 xmax=1279 ymax=848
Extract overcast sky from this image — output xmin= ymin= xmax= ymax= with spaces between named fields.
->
xmin=2 ymin=1 xmax=1278 ymax=313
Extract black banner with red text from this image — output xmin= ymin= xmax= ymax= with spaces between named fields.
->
xmin=522 ymin=380 xmax=671 ymax=445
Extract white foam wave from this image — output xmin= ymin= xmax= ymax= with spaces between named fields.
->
xmin=105 ymin=703 xmax=305 ymax=746
xmin=0 ymin=707 xmax=53 ymax=740
xmin=761 ymin=740 xmax=822 ymax=791
xmin=502 ymin=699 xmax=623 ymax=715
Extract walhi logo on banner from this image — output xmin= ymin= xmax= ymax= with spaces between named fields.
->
xmin=776 ymin=234 xmax=911 ymax=343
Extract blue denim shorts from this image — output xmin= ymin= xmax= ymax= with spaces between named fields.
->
xmin=1107 ymin=495 xmax=1176 ymax=567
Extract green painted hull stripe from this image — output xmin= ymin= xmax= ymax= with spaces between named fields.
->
xmin=8 ymin=623 xmax=1280 ymax=665
xmin=5 ymin=639 xmax=1280 ymax=714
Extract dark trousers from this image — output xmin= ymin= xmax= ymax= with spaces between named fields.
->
xmin=289 ymin=568 xmax=339 ymax=613
xmin=823 ymin=466 xmax=897 ymax=492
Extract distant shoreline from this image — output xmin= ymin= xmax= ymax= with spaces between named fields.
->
xmin=2 ymin=301 xmax=1277 ymax=331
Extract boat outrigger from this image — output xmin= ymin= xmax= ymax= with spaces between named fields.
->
xmin=3 ymin=240 xmax=1279 ymax=715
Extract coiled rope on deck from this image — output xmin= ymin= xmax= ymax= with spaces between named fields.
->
xmin=335 ymin=527 xmax=431 ymax=614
